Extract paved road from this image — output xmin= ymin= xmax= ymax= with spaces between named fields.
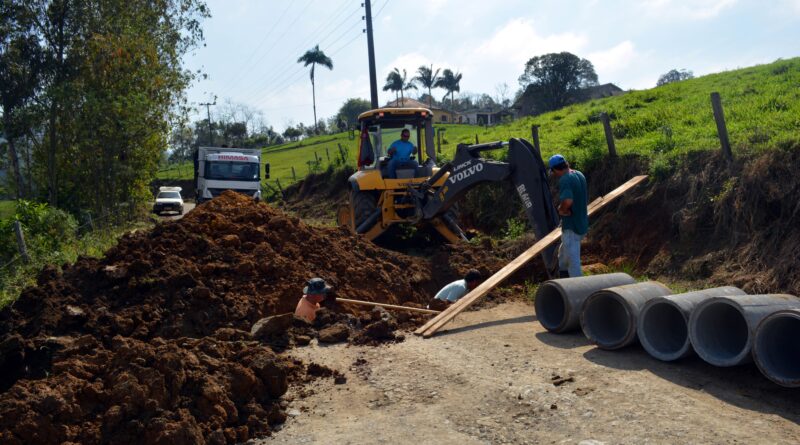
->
xmin=158 ymin=202 xmax=195 ymax=220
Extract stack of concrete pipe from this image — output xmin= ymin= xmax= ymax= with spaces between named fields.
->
xmin=534 ymin=273 xmax=800 ymax=387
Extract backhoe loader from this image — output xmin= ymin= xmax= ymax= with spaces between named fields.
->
xmin=338 ymin=107 xmax=560 ymax=269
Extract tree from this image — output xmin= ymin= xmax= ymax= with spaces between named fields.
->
xmin=412 ymin=65 xmax=440 ymax=108
xmin=382 ymin=68 xmax=416 ymax=104
xmin=518 ymin=52 xmax=598 ymax=112
xmin=297 ymin=45 xmax=333 ymax=133
xmin=335 ymin=98 xmax=371 ymax=129
xmin=657 ymin=69 xmax=694 ymax=86
xmin=434 ymin=69 xmax=463 ymax=108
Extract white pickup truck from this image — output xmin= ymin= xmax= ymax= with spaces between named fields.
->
xmin=153 ymin=186 xmax=184 ymax=215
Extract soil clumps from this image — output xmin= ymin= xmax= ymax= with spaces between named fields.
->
xmin=0 ymin=191 xmax=497 ymax=444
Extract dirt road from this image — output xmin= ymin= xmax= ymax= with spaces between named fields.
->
xmin=263 ymin=301 xmax=800 ymax=444
xmin=159 ymin=202 xmax=195 ymax=220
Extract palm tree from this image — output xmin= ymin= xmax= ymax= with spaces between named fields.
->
xmin=412 ymin=65 xmax=440 ymax=108
xmin=297 ymin=45 xmax=333 ymax=133
xmin=434 ymin=69 xmax=463 ymax=109
xmin=383 ymin=68 xmax=416 ymax=106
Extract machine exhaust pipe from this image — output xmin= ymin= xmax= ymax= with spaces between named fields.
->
xmin=534 ymin=273 xmax=636 ymax=333
xmin=689 ymin=294 xmax=800 ymax=367
xmin=638 ymin=287 xmax=746 ymax=361
xmin=580 ymin=281 xmax=672 ymax=350
xmin=754 ymin=309 xmax=800 ymax=387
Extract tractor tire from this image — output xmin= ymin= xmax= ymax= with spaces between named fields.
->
xmin=351 ymin=190 xmax=378 ymax=230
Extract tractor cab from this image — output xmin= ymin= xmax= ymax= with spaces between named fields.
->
xmin=356 ymin=107 xmax=436 ymax=180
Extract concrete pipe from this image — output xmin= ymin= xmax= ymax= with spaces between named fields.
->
xmin=689 ymin=294 xmax=800 ymax=367
xmin=638 ymin=287 xmax=746 ymax=362
xmin=534 ymin=273 xmax=636 ymax=333
xmin=753 ymin=309 xmax=800 ymax=387
xmin=580 ymin=281 xmax=673 ymax=350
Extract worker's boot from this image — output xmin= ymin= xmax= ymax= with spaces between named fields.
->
xmin=559 ymin=270 xmax=570 ymax=279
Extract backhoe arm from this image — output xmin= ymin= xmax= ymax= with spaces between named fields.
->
xmin=419 ymin=138 xmax=560 ymax=271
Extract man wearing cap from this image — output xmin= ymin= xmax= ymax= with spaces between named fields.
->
xmin=549 ymin=154 xmax=588 ymax=278
xmin=294 ymin=278 xmax=331 ymax=323
xmin=386 ymin=128 xmax=418 ymax=178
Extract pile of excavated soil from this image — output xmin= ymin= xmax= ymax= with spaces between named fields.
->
xmin=0 ymin=191 xmax=501 ymax=444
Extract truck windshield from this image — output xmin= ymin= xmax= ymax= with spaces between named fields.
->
xmin=205 ymin=161 xmax=260 ymax=181
xmin=157 ymin=192 xmax=181 ymax=199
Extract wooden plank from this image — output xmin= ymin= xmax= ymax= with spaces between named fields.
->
xmin=415 ymin=175 xmax=648 ymax=338
xmin=337 ymin=298 xmax=441 ymax=315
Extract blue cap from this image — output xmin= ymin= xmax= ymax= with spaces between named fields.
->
xmin=548 ymin=154 xmax=567 ymax=170
xmin=304 ymin=277 xmax=331 ymax=295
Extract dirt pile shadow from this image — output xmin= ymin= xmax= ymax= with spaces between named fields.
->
xmin=0 ymin=190 xmax=488 ymax=444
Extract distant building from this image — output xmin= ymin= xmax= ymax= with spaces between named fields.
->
xmin=458 ymin=108 xmax=514 ymax=125
xmin=513 ymin=83 xmax=624 ymax=118
xmin=384 ymin=98 xmax=458 ymax=124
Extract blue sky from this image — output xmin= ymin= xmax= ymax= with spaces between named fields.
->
xmin=183 ymin=0 xmax=800 ymax=131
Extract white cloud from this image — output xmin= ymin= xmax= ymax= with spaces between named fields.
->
xmin=588 ymin=40 xmax=637 ymax=79
xmin=473 ymin=18 xmax=587 ymax=68
xmin=639 ymin=0 xmax=737 ymax=20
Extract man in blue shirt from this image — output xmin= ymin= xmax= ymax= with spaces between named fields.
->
xmin=386 ymin=128 xmax=418 ymax=178
xmin=428 ymin=270 xmax=482 ymax=309
xmin=549 ymin=154 xmax=588 ymax=278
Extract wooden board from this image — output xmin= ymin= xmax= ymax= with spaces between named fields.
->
xmin=415 ymin=175 xmax=648 ymax=338
xmin=337 ymin=298 xmax=441 ymax=315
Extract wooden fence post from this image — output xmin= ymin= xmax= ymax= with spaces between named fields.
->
xmin=710 ymin=92 xmax=733 ymax=163
xmin=475 ymin=134 xmax=479 ymax=144
xmin=531 ymin=125 xmax=540 ymax=153
xmin=291 ymin=166 xmax=297 ymax=182
xmin=600 ymin=112 xmax=617 ymax=159
xmin=314 ymin=151 xmax=319 ymax=163
xmin=325 ymin=147 xmax=330 ymax=162
xmin=13 ymin=220 xmax=30 ymax=263
xmin=275 ymin=179 xmax=284 ymax=198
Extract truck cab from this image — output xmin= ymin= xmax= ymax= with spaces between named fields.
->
xmin=194 ymin=147 xmax=269 ymax=203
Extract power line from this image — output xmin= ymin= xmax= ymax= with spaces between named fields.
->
xmin=373 ymin=0 xmax=390 ymax=18
xmin=233 ymin=2 xmax=361 ymax=103
xmin=216 ymin=1 xmax=293 ymax=95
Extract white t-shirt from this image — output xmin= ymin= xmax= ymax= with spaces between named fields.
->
xmin=434 ymin=279 xmax=469 ymax=302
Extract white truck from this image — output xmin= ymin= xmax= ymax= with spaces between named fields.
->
xmin=193 ymin=147 xmax=269 ymax=203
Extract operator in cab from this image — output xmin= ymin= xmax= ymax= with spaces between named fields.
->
xmin=386 ymin=128 xmax=418 ymax=178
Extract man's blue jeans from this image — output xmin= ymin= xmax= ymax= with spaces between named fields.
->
xmin=559 ymin=229 xmax=584 ymax=277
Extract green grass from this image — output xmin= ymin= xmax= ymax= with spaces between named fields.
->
xmin=0 ymin=220 xmax=154 ymax=308
xmin=0 ymin=201 xmax=15 ymax=219
xmin=158 ymin=57 xmax=800 ymax=188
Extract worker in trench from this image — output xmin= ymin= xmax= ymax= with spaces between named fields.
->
xmin=549 ymin=154 xmax=589 ymax=278
xmin=427 ymin=269 xmax=482 ymax=310
xmin=294 ymin=277 xmax=332 ymax=323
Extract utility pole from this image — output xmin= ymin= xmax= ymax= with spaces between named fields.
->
xmin=363 ymin=1 xmax=379 ymax=108
xmin=200 ymin=100 xmax=216 ymax=145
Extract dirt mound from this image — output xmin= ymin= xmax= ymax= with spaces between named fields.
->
xmin=0 ymin=191 xmax=481 ymax=444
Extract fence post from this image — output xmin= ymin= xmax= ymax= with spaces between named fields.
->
xmin=314 ymin=151 xmax=319 ymax=163
xmin=275 ymin=179 xmax=284 ymax=198
xmin=475 ymin=134 xmax=479 ymax=144
xmin=325 ymin=147 xmax=330 ymax=162
xmin=530 ymin=125 xmax=540 ymax=153
xmin=13 ymin=221 xmax=30 ymax=263
xmin=600 ymin=112 xmax=617 ymax=159
xmin=291 ymin=166 xmax=297 ymax=182
xmin=338 ymin=143 xmax=346 ymax=163
xmin=710 ymin=92 xmax=733 ymax=163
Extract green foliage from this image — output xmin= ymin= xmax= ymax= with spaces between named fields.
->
xmin=502 ymin=217 xmax=528 ymax=240
xmin=518 ymin=52 xmax=599 ymax=112
xmin=335 ymin=98 xmax=371 ymax=128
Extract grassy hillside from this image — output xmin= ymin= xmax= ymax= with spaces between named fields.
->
xmin=0 ymin=201 xmax=15 ymax=219
xmin=158 ymin=57 xmax=800 ymax=190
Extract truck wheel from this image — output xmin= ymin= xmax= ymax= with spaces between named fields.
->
xmin=351 ymin=191 xmax=378 ymax=230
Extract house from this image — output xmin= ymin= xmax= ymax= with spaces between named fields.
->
xmin=384 ymin=98 xmax=459 ymax=124
xmin=512 ymin=83 xmax=624 ymax=118
xmin=458 ymin=108 xmax=514 ymax=125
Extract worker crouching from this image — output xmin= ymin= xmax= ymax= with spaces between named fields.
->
xmin=295 ymin=277 xmax=331 ymax=323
